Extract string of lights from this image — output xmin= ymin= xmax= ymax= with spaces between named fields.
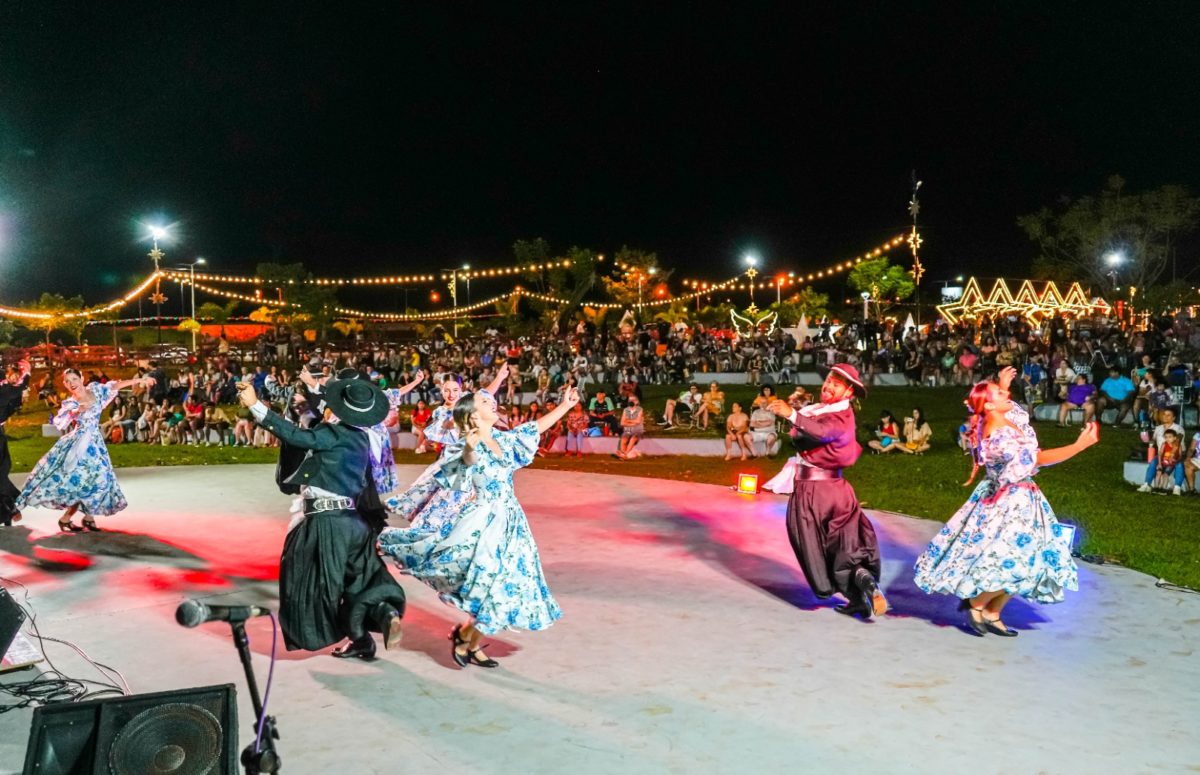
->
xmin=681 ymin=234 xmax=907 ymax=291
xmin=0 ymin=273 xmax=166 ymax=321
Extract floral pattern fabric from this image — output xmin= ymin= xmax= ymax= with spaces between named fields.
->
xmin=378 ymin=422 xmax=561 ymax=635
xmin=384 ymin=404 xmax=467 ymax=533
xmin=914 ymin=422 xmax=1078 ymax=604
xmin=17 ymin=382 xmax=128 ymax=517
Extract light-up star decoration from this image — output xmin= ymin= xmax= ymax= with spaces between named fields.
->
xmin=908 ymin=226 xmax=924 ymax=283
xmin=149 ymin=291 xmax=168 ymax=305
xmin=936 ymin=277 xmax=1110 ymax=325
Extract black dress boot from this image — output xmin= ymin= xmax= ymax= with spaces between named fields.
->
xmin=332 ymin=635 xmax=377 ymax=660
xmin=372 ymin=602 xmax=403 ymax=651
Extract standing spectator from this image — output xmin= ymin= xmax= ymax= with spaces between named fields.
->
xmin=616 ymin=396 xmax=644 ymax=459
xmin=724 ymin=402 xmax=753 ymax=460
xmin=1096 ymin=367 xmax=1136 ymax=427
xmin=564 ymin=402 xmax=589 ymax=457
xmin=1056 ymin=374 xmax=1096 ymax=427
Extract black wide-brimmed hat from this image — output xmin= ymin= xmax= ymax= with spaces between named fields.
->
xmin=324 ymin=378 xmax=388 ymax=426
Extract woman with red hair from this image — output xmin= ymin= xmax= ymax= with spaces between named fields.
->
xmin=914 ymin=367 xmax=1098 ymax=636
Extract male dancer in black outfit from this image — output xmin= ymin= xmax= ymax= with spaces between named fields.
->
xmin=238 ymin=376 xmax=406 ymax=659
xmin=0 ymin=361 xmax=31 ymax=527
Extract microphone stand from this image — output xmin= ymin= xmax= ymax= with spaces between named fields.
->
xmin=229 ymin=620 xmax=281 ymax=773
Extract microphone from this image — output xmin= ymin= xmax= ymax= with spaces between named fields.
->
xmin=175 ymin=599 xmax=271 ymax=628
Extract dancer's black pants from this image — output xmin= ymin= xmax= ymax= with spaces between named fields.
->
xmin=785 ymin=478 xmax=882 ymax=600
xmin=0 ymin=430 xmax=19 ymax=526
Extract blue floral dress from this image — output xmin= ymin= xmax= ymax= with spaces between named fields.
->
xmin=378 ymin=422 xmax=561 ymax=635
xmin=17 ymin=382 xmax=128 ymax=517
xmin=385 ymin=404 xmax=473 ymax=533
xmin=913 ymin=422 xmax=1079 ymax=604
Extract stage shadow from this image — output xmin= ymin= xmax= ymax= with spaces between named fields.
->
xmin=629 ymin=509 xmax=826 ymax=612
xmin=876 ymin=528 xmax=1052 ymax=633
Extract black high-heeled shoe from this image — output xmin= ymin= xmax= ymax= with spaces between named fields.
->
xmin=58 ymin=518 xmax=83 ymax=533
xmin=81 ymin=518 xmax=103 ymax=532
xmin=983 ymin=617 xmax=1018 ymax=637
xmin=332 ymin=636 xmax=377 ymax=660
xmin=966 ymin=607 xmax=988 ymax=637
xmin=468 ymin=648 xmax=499 ymax=669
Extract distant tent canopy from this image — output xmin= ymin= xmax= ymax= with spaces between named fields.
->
xmin=936 ymin=278 xmax=1110 ymax=325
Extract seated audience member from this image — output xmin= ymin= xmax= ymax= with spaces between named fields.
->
xmin=659 ymin=384 xmax=703 ymax=429
xmin=748 ymin=404 xmax=779 ymax=457
xmin=203 ymin=402 xmax=231 ymax=446
xmin=700 ymin=382 xmax=725 ymax=429
xmin=724 ymin=402 xmax=754 ymax=461
xmin=1139 ymin=428 xmax=1185 ymax=495
xmin=183 ymin=394 xmax=206 ymax=445
xmin=232 ymin=405 xmax=256 ymax=447
xmin=564 ymin=401 xmax=589 ymax=457
xmin=1051 ymin=360 xmax=1076 ymax=402
xmin=1145 ymin=376 xmax=1174 ymax=427
xmin=538 ymin=399 xmax=562 ymax=456
xmin=100 ymin=395 xmax=129 ymax=442
xmin=868 ymin=410 xmax=903 ymax=454
xmin=587 ymin=390 xmax=620 ymax=435
xmin=410 ymin=398 xmax=433 ymax=453
xmin=751 ymin=384 xmax=776 ymax=410
xmin=1183 ymin=434 xmax=1200 ymax=494
xmin=900 ymin=407 xmax=932 ymax=454
xmin=617 ymin=396 xmax=645 ymax=459
xmin=616 ymin=373 xmax=641 ymax=407
xmin=1096 ymin=367 xmax=1136 ymax=427
xmin=1057 ymin=374 xmax=1096 ymax=427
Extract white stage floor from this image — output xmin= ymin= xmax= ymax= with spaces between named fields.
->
xmin=1 ymin=465 xmax=1197 ymax=774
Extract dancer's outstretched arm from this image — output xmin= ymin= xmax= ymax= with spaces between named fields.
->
xmin=536 ymin=387 xmax=580 ymax=435
xmin=1037 ymin=422 xmax=1099 ymax=467
xmin=393 ymin=369 xmax=427 ymax=397
xmin=766 ymin=398 xmax=841 ymax=443
xmin=237 ymin=382 xmax=338 ymax=451
xmin=485 ymin=362 xmax=510 ymax=396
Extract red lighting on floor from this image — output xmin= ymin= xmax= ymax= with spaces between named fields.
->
xmin=737 ymin=473 xmax=758 ymax=494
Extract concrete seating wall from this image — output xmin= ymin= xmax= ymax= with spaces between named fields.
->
xmin=1032 ymin=403 xmax=1199 ymax=428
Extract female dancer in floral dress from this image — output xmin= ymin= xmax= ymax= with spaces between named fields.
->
xmin=386 ymin=364 xmax=510 ymax=532
xmin=18 ymin=370 xmax=155 ymax=531
xmin=913 ymin=373 xmax=1098 ymax=636
xmin=378 ymin=386 xmax=578 ymax=668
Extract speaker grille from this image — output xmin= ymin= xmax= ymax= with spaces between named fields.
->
xmin=107 ymin=702 xmax=222 ymax=775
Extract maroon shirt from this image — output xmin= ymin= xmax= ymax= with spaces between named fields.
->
xmin=785 ymin=400 xmax=862 ymax=470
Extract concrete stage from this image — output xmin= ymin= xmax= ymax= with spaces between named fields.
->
xmin=0 ymin=466 xmax=1197 ymax=775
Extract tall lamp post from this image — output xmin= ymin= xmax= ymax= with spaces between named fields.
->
xmin=176 ymin=257 xmax=207 ymax=352
xmin=463 ymin=264 xmax=471 ymax=305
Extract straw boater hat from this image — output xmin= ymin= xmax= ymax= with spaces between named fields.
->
xmin=323 ymin=378 xmax=388 ymax=426
xmin=828 ymin=362 xmax=868 ymax=398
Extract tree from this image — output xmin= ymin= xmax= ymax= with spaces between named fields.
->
xmin=1136 ymin=280 xmax=1199 ymax=314
xmin=17 ymin=292 xmax=86 ymax=345
xmin=601 ymin=247 xmax=670 ymax=308
xmin=1017 ymin=175 xmax=1200 ymax=292
xmin=514 ymin=239 xmax=599 ymax=329
xmin=197 ymin=300 xmax=239 ymax=336
xmin=652 ymin=301 xmax=690 ymax=326
xmin=847 ymin=257 xmax=915 ymax=316
xmin=331 ymin=319 xmax=363 ymax=340
xmin=256 ymin=262 xmax=339 ymax=343
xmin=770 ymin=287 xmax=830 ymax=325
xmin=0 ymin=319 xmax=13 ymax=347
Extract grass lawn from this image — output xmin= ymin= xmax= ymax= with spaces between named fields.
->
xmin=6 ymin=383 xmax=1197 ymax=589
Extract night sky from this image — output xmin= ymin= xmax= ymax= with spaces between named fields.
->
xmin=2 ymin=4 xmax=1199 ymax=307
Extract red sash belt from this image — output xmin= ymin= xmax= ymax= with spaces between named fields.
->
xmin=794 ymin=466 xmax=843 ymax=481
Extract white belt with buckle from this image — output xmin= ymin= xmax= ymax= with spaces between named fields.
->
xmin=307 ymin=496 xmax=354 ymax=513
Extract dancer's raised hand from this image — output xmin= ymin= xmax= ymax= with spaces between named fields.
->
xmin=1077 ymin=421 xmax=1100 ymax=450
xmin=561 ymin=387 xmax=580 ymax=407
xmin=997 ymin=365 xmax=1017 ymax=391
xmin=236 ymin=382 xmax=258 ymax=408
xmin=766 ymin=398 xmax=793 ymax=419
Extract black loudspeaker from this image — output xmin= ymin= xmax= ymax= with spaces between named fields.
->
xmin=23 ymin=683 xmax=238 ymax=775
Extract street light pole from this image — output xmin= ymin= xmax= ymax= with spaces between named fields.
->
xmin=176 ymin=258 xmax=206 ymax=353
xmin=443 ymin=268 xmax=459 ymax=338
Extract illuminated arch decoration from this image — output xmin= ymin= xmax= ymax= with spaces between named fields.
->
xmin=936 ymin=277 xmax=1110 ymax=324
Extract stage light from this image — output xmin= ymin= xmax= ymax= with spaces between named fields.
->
xmin=1105 ymin=251 xmax=1125 ymax=267
xmin=736 ymin=473 xmax=759 ymax=495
